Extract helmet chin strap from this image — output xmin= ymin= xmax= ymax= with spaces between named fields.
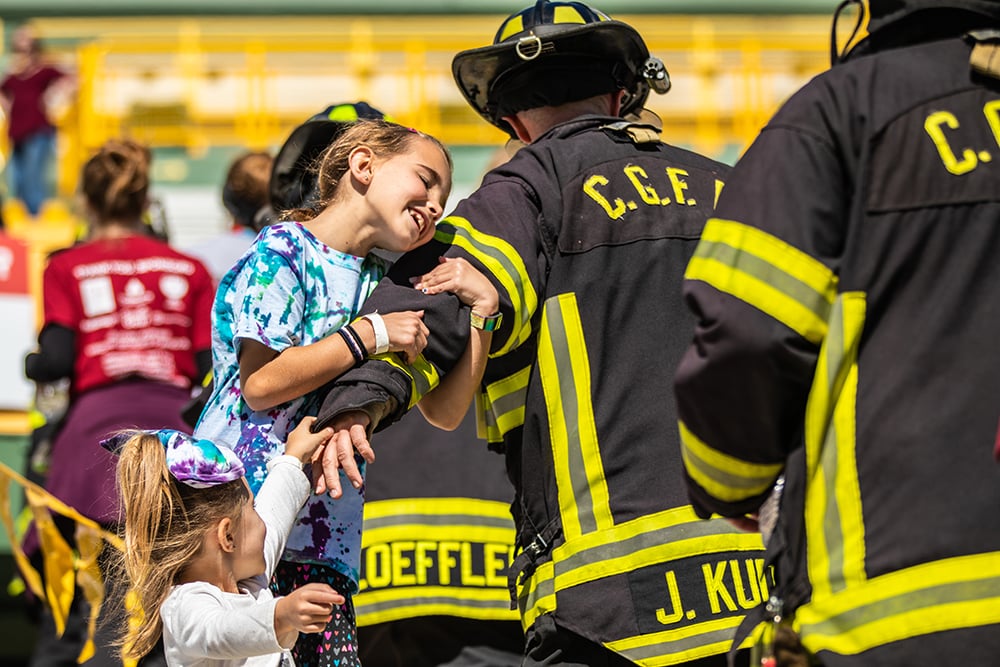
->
xmin=831 ymin=0 xmax=868 ymax=66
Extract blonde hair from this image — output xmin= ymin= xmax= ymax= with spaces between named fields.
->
xmin=284 ymin=119 xmax=452 ymax=221
xmin=112 ymin=432 xmax=249 ymax=660
xmin=81 ymin=139 xmax=151 ymax=223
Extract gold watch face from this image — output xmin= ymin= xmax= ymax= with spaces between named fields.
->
xmin=471 ymin=311 xmax=502 ymax=331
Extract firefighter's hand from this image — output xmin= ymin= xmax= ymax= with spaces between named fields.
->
xmin=313 ymin=411 xmax=373 ymax=498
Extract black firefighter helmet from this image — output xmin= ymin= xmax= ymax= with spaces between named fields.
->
xmin=831 ymin=0 xmax=1000 ymax=64
xmin=866 ymin=0 xmax=1000 ymax=35
xmin=452 ymin=0 xmax=670 ymax=138
xmin=269 ymin=101 xmax=389 ymax=214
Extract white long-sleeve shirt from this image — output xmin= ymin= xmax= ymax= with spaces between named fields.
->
xmin=160 ymin=455 xmax=308 ymax=667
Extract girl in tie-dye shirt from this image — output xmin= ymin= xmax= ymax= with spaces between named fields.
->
xmin=194 ymin=120 xmax=453 ymax=667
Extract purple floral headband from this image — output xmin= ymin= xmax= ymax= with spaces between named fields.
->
xmin=101 ymin=429 xmax=245 ymax=489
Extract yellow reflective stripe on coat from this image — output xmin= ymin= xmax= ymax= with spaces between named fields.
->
xmin=686 ymin=218 xmax=837 ymax=345
xmin=607 ymin=617 xmax=754 ymax=667
xmin=435 ymin=217 xmax=538 ymax=354
xmin=538 ymin=293 xmax=611 ymax=541
xmin=516 ymin=508 xmax=765 ymax=644
xmin=794 ymin=551 xmax=1000 ymax=656
xmin=480 ymin=366 xmax=530 ymax=443
xmin=804 ymin=293 xmax=867 ymax=600
xmin=355 ymin=498 xmax=518 ymax=626
xmin=525 ymin=292 xmax=765 ymax=662
xmin=376 ymin=353 xmax=439 ymax=409
xmin=679 ymin=421 xmax=783 ymax=504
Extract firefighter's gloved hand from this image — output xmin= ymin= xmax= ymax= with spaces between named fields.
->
xmin=314 ymin=410 xmax=373 ymax=498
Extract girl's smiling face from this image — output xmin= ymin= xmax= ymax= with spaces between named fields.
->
xmin=365 ymin=136 xmax=452 ymax=253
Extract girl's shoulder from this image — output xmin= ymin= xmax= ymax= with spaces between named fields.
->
xmin=254 ymin=221 xmax=331 ymax=256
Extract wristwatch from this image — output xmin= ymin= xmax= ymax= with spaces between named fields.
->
xmin=470 ymin=310 xmax=502 ymax=331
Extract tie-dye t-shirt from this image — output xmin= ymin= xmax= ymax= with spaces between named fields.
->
xmin=194 ymin=221 xmax=388 ymax=588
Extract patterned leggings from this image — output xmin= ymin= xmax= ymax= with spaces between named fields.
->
xmin=271 ymin=561 xmax=361 ymax=667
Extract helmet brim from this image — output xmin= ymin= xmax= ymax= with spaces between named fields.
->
xmin=452 ymin=20 xmax=650 ymax=136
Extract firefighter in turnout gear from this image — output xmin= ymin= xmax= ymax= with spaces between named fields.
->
xmin=674 ymin=1 xmax=1000 ymax=665
xmin=313 ymin=2 xmax=763 ymax=665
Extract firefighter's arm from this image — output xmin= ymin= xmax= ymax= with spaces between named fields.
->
xmin=674 ymin=91 xmax=849 ymax=518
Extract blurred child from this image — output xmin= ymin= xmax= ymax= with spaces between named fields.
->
xmin=105 ymin=417 xmax=340 ymax=666
xmin=186 ymin=151 xmax=275 ymax=283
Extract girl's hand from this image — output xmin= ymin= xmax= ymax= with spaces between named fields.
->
xmin=379 ymin=310 xmax=429 ymax=364
xmin=284 ymin=416 xmax=333 ymax=464
xmin=274 ymin=583 xmax=345 ymax=636
xmin=411 ymin=257 xmax=499 ymax=318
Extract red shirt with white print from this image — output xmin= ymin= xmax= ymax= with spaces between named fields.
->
xmin=42 ymin=234 xmax=214 ymax=395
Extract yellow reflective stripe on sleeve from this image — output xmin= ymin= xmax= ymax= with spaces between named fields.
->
xmin=518 ymin=560 xmax=556 ymax=631
xmin=537 ymin=294 xmax=612 ymax=541
xmin=794 ymin=551 xmax=1000 ymax=656
xmin=804 ymin=293 xmax=867 ymax=600
xmin=607 ymin=616 xmax=747 ymax=667
xmin=435 ymin=217 xmax=538 ymax=355
xmin=686 ymin=219 xmax=837 ymax=345
xmin=679 ymin=421 xmax=784 ymax=503
xmin=376 ymin=353 xmax=439 ymax=410
xmin=482 ymin=366 xmax=530 ymax=442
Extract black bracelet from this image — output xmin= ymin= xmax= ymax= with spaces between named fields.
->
xmin=337 ymin=327 xmax=365 ymax=367
xmin=344 ymin=324 xmax=369 ymax=359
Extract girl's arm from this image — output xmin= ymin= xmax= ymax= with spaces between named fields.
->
xmin=410 ymin=257 xmax=499 ymax=430
xmin=239 ymin=310 xmax=429 ymax=411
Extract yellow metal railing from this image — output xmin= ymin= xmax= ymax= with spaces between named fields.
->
xmin=27 ymin=14 xmax=836 ymax=195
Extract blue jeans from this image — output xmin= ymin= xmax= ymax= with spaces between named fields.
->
xmin=9 ymin=129 xmax=55 ymax=216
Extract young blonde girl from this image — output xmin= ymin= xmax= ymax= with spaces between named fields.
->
xmin=106 ymin=417 xmax=338 ymax=666
xmin=192 ymin=119 xmax=461 ymax=667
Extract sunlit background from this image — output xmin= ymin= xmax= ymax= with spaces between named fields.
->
xmin=0 ymin=1 xmax=860 ymax=661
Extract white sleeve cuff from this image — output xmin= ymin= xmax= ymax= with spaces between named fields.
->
xmin=266 ymin=454 xmax=304 ymax=473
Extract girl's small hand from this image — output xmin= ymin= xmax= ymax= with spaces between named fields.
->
xmin=284 ymin=416 xmax=333 ymax=464
xmin=380 ymin=310 xmax=429 ymax=364
xmin=274 ymin=583 xmax=345 ymax=635
xmin=411 ymin=257 xmax=499 ymax=319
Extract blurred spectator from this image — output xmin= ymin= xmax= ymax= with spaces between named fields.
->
xmin=0 ymin=26 xmax=75 ymax=218
xmin=184 ymin=151 xmax=275 ymax=282
xmin=23 ymin=139 xmax=214 ymax=666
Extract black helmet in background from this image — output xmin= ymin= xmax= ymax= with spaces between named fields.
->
xmin=832 ymin=0 xmax=1000 ymax=64
xmin=269 ymin=101 xmax=388 ymax=214
xmin=866 ymin=0 xmax=1000 ymax=35
xmin=452 ymin=0 xmax=670 ymax=138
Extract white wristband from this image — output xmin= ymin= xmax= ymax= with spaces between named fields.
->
xmin=362 ymin=313 xmax=390 ymax=355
